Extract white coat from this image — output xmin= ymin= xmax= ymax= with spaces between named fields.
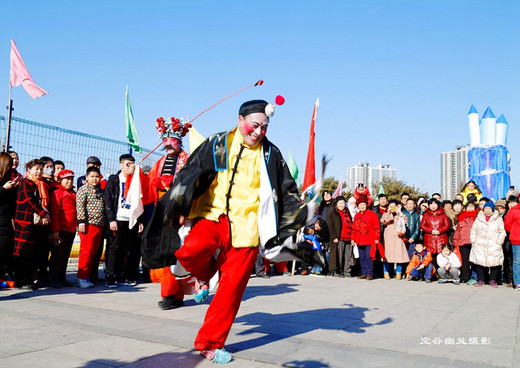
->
xmin=469 ymin=211 xmax=506 ymax=267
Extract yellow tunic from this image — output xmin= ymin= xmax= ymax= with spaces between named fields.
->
xmin=188 ymin=128 xmax=262 ymax=248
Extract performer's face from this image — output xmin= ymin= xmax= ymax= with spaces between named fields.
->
xmin=162 ymin=137 xmax=181 ymax=156
xmin=238 ymin=113 xmax=269 ymax=148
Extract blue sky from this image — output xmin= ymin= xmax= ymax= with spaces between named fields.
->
xmin=2 ymin=1 xmax=519 ymax=194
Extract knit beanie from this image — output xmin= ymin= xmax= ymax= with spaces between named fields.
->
xmin=483 ymin=201 xmax=495 ymax=211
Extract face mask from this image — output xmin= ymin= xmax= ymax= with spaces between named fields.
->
xmin=43 ymin=167 xmax=55 ymax=176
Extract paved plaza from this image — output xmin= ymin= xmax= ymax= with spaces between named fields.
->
xmin=1 ymin=270 xmax=519 ymax=368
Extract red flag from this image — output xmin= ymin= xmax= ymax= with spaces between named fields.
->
xmin=9 ymin=39 xmax=48 ymax=99
xmin=302 ymin=98 xmax=319 ymax=196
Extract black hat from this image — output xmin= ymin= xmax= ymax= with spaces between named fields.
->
xmin=86 ymin=156 xmax=101 ymax=165
xmin=239 ymin=100 xmax=269 ymax=117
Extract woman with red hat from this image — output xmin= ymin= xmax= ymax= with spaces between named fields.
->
xmin=352 ymin=195 xmax=382 ymax=280
xmin=49 ymin=169 xmax=77 ymax=288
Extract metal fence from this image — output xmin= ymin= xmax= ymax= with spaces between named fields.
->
xmin=0 ymin=115 xmax=162 ymax=177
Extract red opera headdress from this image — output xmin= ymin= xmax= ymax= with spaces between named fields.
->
xmin=155 ymin=116 xmax=192 ymax=140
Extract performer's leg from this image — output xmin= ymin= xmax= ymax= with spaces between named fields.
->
xmin=194 ymin=245 xmax=258 ymax=351
xmin=161 ymin=269 xmax=183 ymax=299
xmin=175 ymin=218 xmax=225 ymax=283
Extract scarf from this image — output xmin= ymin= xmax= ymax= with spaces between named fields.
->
xmin=27 ymin=173 xmax=49 ymax=208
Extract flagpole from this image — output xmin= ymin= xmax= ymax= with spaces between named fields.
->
xmin=4 ymin=85 xmax=13 ymax=152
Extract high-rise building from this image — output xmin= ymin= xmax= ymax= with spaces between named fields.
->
xmin=347 ymin=162 xmax=396 ymax=192
xmin=440 ymin=145 xmax=469 ymax=200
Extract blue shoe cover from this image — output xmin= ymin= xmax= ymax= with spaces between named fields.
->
xmin=194 ymin=288 xmax=209 ymax=303
xmin=212 ymin=348 xmax=232 ymax=363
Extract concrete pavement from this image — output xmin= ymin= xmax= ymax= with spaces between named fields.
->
xmin=1 ymin=271 xmax=519 ymax=368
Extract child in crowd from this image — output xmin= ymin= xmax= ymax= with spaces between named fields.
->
xmin=436 ymin=244 xmax=461 ymax=285
xmin=76 ymin=166 xmax=107 ymax=288
xmin=406 ymin=243 xmax=435 ymax=282
xmin=353 ymin=183 xmax=373 ymax=207
xmin=461 ymin=180 xmax=483 ymax=205
xmin=303 ymin=226 xmax=325 ymax=275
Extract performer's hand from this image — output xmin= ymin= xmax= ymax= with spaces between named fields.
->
xmin=409 ymin=238 xmax=415 ymax=243
xmin=418 ymin=264 xmax=424 ymax=270
xmin=138 ymin=223 xmax=144 ymax=233
xmin=333 ymin=239 xmax=339 ymax=243
xmin=110 ymin=221 xmax=118 ymax=232
xmin=179 ymin=215 xmax=186 ymax=226
xmin=78 ymin=224 xmax=86 ymax=234
xmin=375 ymin=240 xmax=379 ymax=244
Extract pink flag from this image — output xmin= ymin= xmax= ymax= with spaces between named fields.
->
xmin=9 ymin=40 xmax=48 ymax=99
xmin=332 ymin=176 xmax=343 ymax=199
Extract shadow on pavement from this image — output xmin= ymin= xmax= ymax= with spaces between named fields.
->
xmin=77 ymin=353 xmax=333 ymax=368
xmin=282 ymin=359 xmax=330 ymax=368
xmin=0 ymin=283 xmax=146 ymax=301
xmin=242 ymin=283 xmax=300 ymax=301
xmin=227 ymin=304 xmax=392 ymax=352
xmin=77 ymin=351 xmax=233 ymax=367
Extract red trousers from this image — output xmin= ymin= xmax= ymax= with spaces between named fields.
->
xmin=150 ymin=267 xmax=184 ymax=299
xmin=77 ymin=224 xmax=103 ymax=280
xmin=176 ymin=215 xmax=258 ymax=351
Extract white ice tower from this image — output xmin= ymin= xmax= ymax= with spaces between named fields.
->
xmin=496 ymin=114 xmax=508 ymax=146
xmin=480 ymin=106 xmax=496 ymax=145
xmin=467 ymin=105 xmax=480 ymax=146
xmin=467 ymin=105 xmax=511 ymax=201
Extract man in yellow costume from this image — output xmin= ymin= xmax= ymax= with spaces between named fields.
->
xmin=163 ymin=98 xmax=307 ymax=363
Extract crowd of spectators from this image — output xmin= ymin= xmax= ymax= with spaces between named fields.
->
xmin=0 ymin=152 xmax=145 ymax=290
xmin=1 ymin=151 xmax=519 ymax=293
xmin=257 ymin=182 xmax=520 ymax=292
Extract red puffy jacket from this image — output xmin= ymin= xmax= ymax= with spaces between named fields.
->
xmin=504 ymin=204 xmax=520 ymax=244
xmin=420 ymin=208 xmax=450 ymax=254
xmin=452 ymin=210 xmax=478 ymax=247
xmin=352 ymin=209 xmax=381 ymax=246
xmin=49 ymin=185 xmax=78 ymax=233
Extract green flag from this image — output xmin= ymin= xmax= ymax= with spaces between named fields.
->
xmin=125 ymin=86 xmax=141 ymax=153
xmin=287 ymin=150 xmax=299 ymax=182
